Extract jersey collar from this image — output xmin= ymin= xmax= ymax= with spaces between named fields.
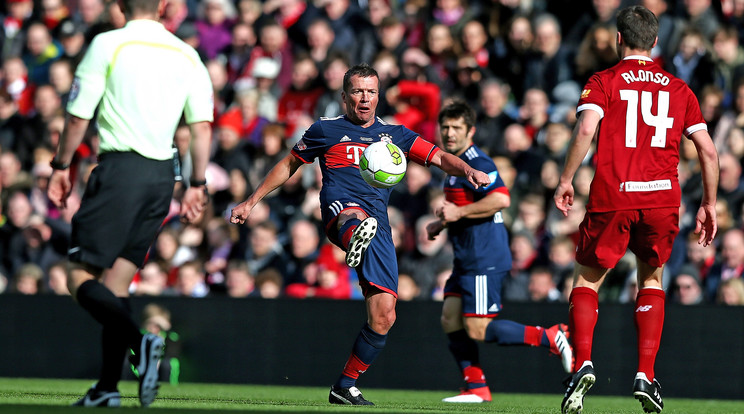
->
xmin=623 ymin=55 xmax=653 ymax=62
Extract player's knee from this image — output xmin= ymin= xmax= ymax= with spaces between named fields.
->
xmin=440 ymin=312 xmax=460 ymax=332
xmin=370 ymin=311 xmax=396 ymax=334
xmin=464 ymin=325 xmax=486 ymax=342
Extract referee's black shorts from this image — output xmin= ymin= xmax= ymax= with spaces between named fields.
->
xmin=69 ymin=152 xmax=175 ymax=270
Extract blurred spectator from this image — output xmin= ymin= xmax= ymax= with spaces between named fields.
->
xmin=319 ymin=0 xmax=373 ymax=65
xmin=388 ymin=48 xmax=442 ymax=140
xmin=75 ymin=0 xmax=106 ymax=31
xmin=285 ymin=242 xmax=352 ymax=300
xmin=140 ymin=303 xmax=182 ymax=385
xmin=41 ymin=0 xmax=70 ymax=33
xmin=716 ymin=277 xmax=744 ymax=305
xmin=133 ymin=261 xmax=171 ymax=297
xmin=56 ymin=19 xmax=87 ymax=68
xmin=389 ymin=162 xmax=434 ymax=244
xmin=1 ymin=0 xmax=34 ymax=61
xmin=574 ymin=22 xmax=617 ymax=86
xmin=716 ymin=82 xmax=744 ymax=149
xmin=305 ymin=17 xmax=338 ymax=68
xmin=490 ymin=14 xmax=533 ymax=102
xmin=254 ymin=267 xmax=283 ymax=298
xmin=206 ymin=59 xmax=233 ymax=119
xmin=2 ymin=57 xmax=35 ymax=116
xmin=277 ymin=53 xmax=324 ymax=138
xmin=504 ymin=123 xmax=545 ymax=196
xmin=666 ymin=27 xmax=716 ymax=99
xmin=22 ymin=21 xmax=63 ymax=85
xmin=473 ymin=78 xmax=513 ymax=157
xmin=212 ymin=108 xmax=251 ymax=180
xmin=705 ymin=228 xmax=744 ymax=302
xmin=225 ymin=259 xmax=255 ymax=298
xmin=48 ymin=58 xmax=74 ymax=106
xmin=399 ymin=214 xmax=454 ymax=296
xmin=236 ymin=0 xmax=262 ymax=27
xmin=12 ymin=262 xmax=44 ymax=294
xmin=175 ymin=21 xmax=207 ymax=62
xmin=1 ymin=154 xmax=32 ymax=200
xmin=0 ymin=90 xmax=24 ymax=155
xmin=459 ymin=19 xmax=495 ymax=73
xmin=505 ymin=230 xmax=539 ymax=302
xmin=540 ymin=121 xmax=571 ymax=164
xmin=195 ymin=0 xmax=236 ymax=60
xmin=527 ymin=266 xmax=561 ymax=302
xmin=46 ymin=259 xmax=69 ymax=295
xmin=565 ymin=0 xmax=621 ymax=47
xmin=717 ymin=152 xmax=744 ymax=216
xmin=17 ymin=84 xmax=62 ymax=169
xmin=642 ymin=0 xmax=686 ymax=62
xmin=241 ymin=220 xmax=288 ymax=277
xmin=511 ymin=192 xmax=549 ymax=262
xmin=711 ymin=24 xmax=744 ymax=107
xmin=284 ymin=218 xmax=321 ymax=285
xmin=175 ymin=260 xmax=209 ymax=298
xmin=671 ymin=264 xmax=705 ymax=305
xmin=397 ymin=272 xmax=421 ymax=301
xmin=517 ymin=87 xmax=551 ymax=142
xmin=423 ymin=23 xmax=457 ymax=93
xmin=314 ymin=51 xmax=350 ymax=120
xmin=684 ymin=229 xmax=718 ymax=282
xmin=203 ymin=217 xmax=234 ymax=292
xmin=248 ymin=57 xmax=281 ymax=122
xmin=431 ymin=0 xmax=477 ymax=38
xmin=161 ymin=0 xmax=189 ymax=34
xmin=218 ymin=21 xmax=255 ymax=83
xmin=682 ymin=0 xmax=721 ymax=40
xmin=244 ymin=20 xmax=293 ymax=92
xmin=548 ymin=235 xmax=576 ymax=288
xmin=523 ymin=14 xmax=575 ymax=102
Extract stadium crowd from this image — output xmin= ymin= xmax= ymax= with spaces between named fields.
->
xmin=1 ymin=0 xmax=744 ymax=306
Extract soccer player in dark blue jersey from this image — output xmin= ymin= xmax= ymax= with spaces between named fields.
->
xmin=427 ymin=102 xmax=574 ymax=403
xmin=230 ymin=64 xmax=491 ymax=405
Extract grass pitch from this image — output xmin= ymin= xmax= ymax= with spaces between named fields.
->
xmin=0 ymin=378 xmax=742 ymax=413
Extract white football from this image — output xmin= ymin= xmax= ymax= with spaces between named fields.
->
xmin=359 ymin=141 xmax=407 ymax=189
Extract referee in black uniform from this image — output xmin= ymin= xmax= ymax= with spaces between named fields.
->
xmin=48 ymin=0 xmax=213 ymax=407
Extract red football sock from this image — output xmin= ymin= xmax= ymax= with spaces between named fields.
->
xmin=523 ymin=325 xmax=544 ymax=347
xmin=463 ymin=365 xmax=487 ymax=389
xmin=569 ymin=287 xmax=599 ymax=372
xmin=634 ymin=288 xmax=665 ymax=381
xmin=341 ymin=353 xmax=370 ymax=380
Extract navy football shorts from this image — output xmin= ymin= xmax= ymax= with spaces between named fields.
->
xmin=444 ymin=268 xmax=507 ymax=317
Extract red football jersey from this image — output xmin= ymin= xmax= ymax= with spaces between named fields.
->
xmin=578 ymin=56 xmax=707 ymax=212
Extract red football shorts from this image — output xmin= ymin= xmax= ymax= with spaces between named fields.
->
xmin=575 ymin=207 xmax=679 ymax=269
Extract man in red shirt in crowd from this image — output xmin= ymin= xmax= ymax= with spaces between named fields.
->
xmin=554 ymin=5 xmax=719 ymax=414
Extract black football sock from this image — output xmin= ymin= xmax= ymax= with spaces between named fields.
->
xmin=97 ymin=297 xmax=133 ymax=392
xmin=76 ymin=280 xmax=142 ymax=350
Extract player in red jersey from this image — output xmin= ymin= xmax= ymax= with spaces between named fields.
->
xmin=554 ymin=6 xmax=719 ymax=414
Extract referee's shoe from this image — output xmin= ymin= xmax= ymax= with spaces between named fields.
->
xmin=72 ymin=384 xmax=121 ymax=407
xmin=136 ymin=333 xmax=165 ymax=407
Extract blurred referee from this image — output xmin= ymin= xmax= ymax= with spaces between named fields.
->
xmin=47 ymin=0 xmax=213 ymax=408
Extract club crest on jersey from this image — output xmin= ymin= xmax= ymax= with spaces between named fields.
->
xmin=69 ymin=77 xmax=81 ymax=102
xmin=581 ymin=89 xmax=591 ymax=99
xmin=449 ymin=177 xmax=456 ymax=185
xmin=638 ymin=60 xmax=646 ymax=65
xmin=296 ymin=139 xmax=307 ymax=150
xmin=378 ymin=133 xmax=393 ymax=143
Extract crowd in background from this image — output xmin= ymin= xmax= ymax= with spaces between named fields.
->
xmin=1 ymin=0 xmax=744 ymax=306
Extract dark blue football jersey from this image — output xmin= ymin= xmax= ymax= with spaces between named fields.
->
xmin=292 ymin=115 xmax=439 ymax=230
xmin=443 ymin=145 xmax=511 ymax=273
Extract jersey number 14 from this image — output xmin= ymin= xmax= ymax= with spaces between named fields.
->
xmin=619 ymin=89 xmax=674 ymax=148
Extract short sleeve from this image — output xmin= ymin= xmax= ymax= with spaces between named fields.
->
xmin=184 ymin=60 xmax=214 ymax=124
xmin=66 ymin=36 xmax=109 ymax=119
xmin=291 ymin=121 xmax=327 ymax=163
xmin=577 ymin=73 xmax=607 ymax=118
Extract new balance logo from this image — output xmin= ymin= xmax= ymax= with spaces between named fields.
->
xmin=635 ymin=305 xmax=653 ymax=312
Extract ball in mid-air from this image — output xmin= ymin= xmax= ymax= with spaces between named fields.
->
xmin=359 ymin=141 xmax=407 ymax=189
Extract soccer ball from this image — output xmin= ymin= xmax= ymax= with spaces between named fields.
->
xmin=359 ymin=141 xmax=407 ymax=189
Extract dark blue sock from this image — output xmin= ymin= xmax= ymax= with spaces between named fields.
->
xmin=484 ymin=319 xmax=528 ymax=345
xmin=336 ymin=324 xmax=387 ymax=388
xmin=447 ymin=329 xmax=479 ymax=370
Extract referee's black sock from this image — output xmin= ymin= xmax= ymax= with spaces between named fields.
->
xmin=76 ymin=280 xmax=142 ymax=350
xmin=97 ymin=297 xmax=133 ymax=392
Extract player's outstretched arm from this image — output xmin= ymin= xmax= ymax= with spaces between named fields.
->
xmin=554 ymin=110 xmax=600 ymax=216
xmin=429 ymin=151 xmax=490 ymax=188
xmin=230 ymin=153 xmax=304 ymax=224
xmin=689 ymin=129 xmax=719 ymax=246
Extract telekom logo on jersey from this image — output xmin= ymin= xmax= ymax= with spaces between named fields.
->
xmin=345 ymin=145 xmax=366 ymax=164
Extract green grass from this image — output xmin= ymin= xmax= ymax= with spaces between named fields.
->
xmin=0 ymin=378 xmax=742 ymax=413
